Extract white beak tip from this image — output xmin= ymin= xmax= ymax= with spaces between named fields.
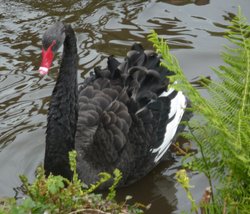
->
xmin=39 ymin=66 xmax=49 ymax=75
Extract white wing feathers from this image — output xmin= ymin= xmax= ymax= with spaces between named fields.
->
xmin=151 ymin=89 xmax=186 ymax=163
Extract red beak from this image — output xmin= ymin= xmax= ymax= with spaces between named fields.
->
xmin=39 ymin=41 xmax=56 ymax=75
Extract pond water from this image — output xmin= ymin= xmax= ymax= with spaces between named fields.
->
xmin=0 ymin=0 xmax=249 ymax=213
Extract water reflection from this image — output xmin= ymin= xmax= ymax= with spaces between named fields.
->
xmin=0 ymin=0 xmax=249 ymax=213
xmin=117 ymin=159 xmax=177 ymax=213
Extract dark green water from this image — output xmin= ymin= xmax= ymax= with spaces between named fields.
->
xmin=0 ymin=0 xmax=249 ymax=213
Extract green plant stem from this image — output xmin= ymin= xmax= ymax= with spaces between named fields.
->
xmin=188 ymin=122 xmax=215 ymax=206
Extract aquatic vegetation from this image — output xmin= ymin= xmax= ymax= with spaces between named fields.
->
xmin=0 ymin=151 xmax=145 ymax=214
xmin=148 ymin=7 xmax=250 ymax=213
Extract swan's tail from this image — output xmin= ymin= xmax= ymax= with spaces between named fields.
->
xmin=111 ymin=44 xmax=173 ymax=107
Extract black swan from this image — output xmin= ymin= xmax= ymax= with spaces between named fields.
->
xmin=39 ymin=22 xmax=186 ymax=189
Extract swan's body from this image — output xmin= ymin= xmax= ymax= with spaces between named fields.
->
xmin=40 ymin=22 xmax=186 ymax=189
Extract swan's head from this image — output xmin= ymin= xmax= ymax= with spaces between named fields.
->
xmin=39 ymin=22 xmax=66 ymax=75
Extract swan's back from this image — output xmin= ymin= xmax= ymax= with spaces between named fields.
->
xmin=75 ymin=44 xmax=186 ymax=188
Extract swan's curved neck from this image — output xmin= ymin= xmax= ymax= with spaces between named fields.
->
xmin=44 ymin=24 xmax=78 ymax=180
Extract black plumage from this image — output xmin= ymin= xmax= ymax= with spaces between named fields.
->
xmin=42 ymin=22 xmax=186 ymax=189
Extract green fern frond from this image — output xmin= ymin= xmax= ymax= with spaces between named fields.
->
xmin=148 ymin=7 xmax=250 ymax=213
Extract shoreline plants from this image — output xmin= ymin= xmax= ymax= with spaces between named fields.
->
xmin=148 ymin=7 xmax=250 ymax=213
xmin=0 ymin=151 xmax=145 ymax=214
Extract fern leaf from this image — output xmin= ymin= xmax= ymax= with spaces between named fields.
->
xmin=148 ymin=7 xmax=250 ymax=213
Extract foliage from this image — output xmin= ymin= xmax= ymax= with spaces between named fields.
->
xmin=148 ymin=7 xmax=250 ymax=213
xmin=0 ymin=151 xmax=144 ymax=214
xmin=175 ymin=170 xmax=198 ymax=213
